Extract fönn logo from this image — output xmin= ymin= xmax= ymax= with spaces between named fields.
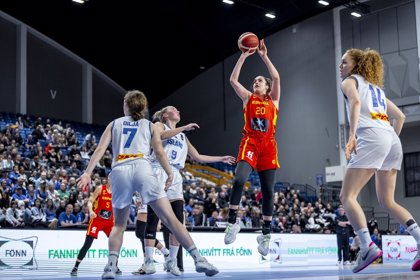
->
xmin=0 ymin=236 xmax=38 ymax=269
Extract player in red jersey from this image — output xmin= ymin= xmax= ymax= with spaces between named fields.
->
xmin=71 ymin=177 xmax=121 ymax=276
xmin=224 ymin=39 xmax=280 ymax=256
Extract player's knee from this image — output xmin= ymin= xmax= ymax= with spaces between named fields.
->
xmin=145 ymin=223 xmax=157 ymax=240
xmin=135 ymin=220 xmax=146 ymax=239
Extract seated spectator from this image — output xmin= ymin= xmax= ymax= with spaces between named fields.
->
xmin=26 ymin=184 xmax=37 ymax=207
xmin=237 ymin=208 xmax=252 ymax=228
xmin=77 ymin=205 xmax=90 ymax=225
xmin=46 ymin=182 xmax=59 ymax=201
xmin=57 ymin=181 xmax=70 ymax=200
xmin=6 ymin=200 xmax=25 ymax=227
xmin=188 ymin=204 xmax=205 ymax=226
xmin=30 ymin=198 xmax=46 ymax=224
xmin=206 ymin=210 xmax=219 ymax=227
xmin=291 ymin=224 xmax=302 ymax=234
xmin=12 ymin=186 xmax=28 ymax=205
xmin=44 ymin=198 xmax=57 ymax=223
xmin=56 ymin=199 xmax=67 ymax=217
xmin=371 ymin=227 xmax=381 ymax=248
xmin=58 ymin=204 xmax=77 ymax=227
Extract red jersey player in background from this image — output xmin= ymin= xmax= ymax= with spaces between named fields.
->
xmin=71 ymin=176 xmax=121 ymax=276
xmin=224 ymin=38 xmax=280 ymax=257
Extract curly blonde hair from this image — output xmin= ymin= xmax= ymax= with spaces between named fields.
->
xmin=347 ymin=48 xmax=384 ymax=88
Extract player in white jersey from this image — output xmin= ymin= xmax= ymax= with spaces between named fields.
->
xmin=339 ymin=49 xmax=420 ymax=273
xmin=143 ymin=106 xmax=235 ymax=276
xmin=76 ymin=90 xmax=220 ymax=279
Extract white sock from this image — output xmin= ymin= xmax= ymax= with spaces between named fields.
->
xmin=145 ymin=246 xmax=154 ymax=262
xmin=170 ymin=245 xmax=179 ymax=259
xmin=187 ymin=246 xmax=201 ymax=261
xmin=160 ymin=247 xmax=169 ymax=257
xmin=108 ymin=251 xmax=119 ymax=267
xmin=407 ymin=223 xmax=420 ymax=244
xmin=356 ymin=228 xmax=372 ymax=250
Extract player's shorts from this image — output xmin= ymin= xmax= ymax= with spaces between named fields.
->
xmin=110 ymin=159 xmax=166 ymax=208
xmin=152 ymin=166 xmax=183 ymax=201
xmin=86 ymin=218 xmax=113 ymax=239
xmin=237 ymin=136 xmax=280 ymax=171
xmin=348 ymin=127 xmax=402 ymax=170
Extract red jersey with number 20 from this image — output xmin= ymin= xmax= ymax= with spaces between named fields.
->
xmin=237 ymin=94 xmax=280 ymax=171
xmin=242 ymin=94 xmax=277 ymax=138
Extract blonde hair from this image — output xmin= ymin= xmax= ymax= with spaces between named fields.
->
xmin=152 ymin=106 xmax=172 ymax=123
xmin=124 ymin=90 xmax=148 ymax=121
xmin=347 ymin=48 xmax=384 ymax=88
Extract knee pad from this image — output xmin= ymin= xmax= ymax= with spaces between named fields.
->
xmin=145 ymin=221 xmax=157 ymax=240
xmin=135 ymin=220 xmax=146 ymax=240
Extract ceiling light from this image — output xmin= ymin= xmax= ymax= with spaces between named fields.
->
xmin=222 ymin=0 xmax=234 ymax=4
xmin=265 ymin=13 xmax=276 ymax=19
xmin=318 ymin=1 xmax=330 ymax=6
xmin=345 ymin=1 xmax=370 ymax=18
xmin=72 ymin=0 xmax=85 ymax=3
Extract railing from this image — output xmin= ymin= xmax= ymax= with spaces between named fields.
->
xmin=320 ymin=184 xmax=342 ymax=207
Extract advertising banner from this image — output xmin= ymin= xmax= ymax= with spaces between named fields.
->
xmin=382 ymin=235 xmax=417 ymax=264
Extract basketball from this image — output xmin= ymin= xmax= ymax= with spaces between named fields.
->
xmin=238 ymin=32 xmax=259 ymax=53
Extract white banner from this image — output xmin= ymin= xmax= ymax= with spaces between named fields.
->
xmin=269 ymin=234 xmax=338 ymax=266
xmin=0 ymin=230 xmax=341 ymax=271
xmin=0 ymin=230 xmax=268 ymax=271
xmin=382 ymin=235 xmax=417 ymax=263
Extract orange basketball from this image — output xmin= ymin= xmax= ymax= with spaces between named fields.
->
xmin=238 ymin=32 xmax=259 ymax=53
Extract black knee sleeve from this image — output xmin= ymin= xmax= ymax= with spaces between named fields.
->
xmin=145 ymin=206 xmax=159 ymax=240
xmin=171 ymin=200 xmax=184 ymax=224
xmin=135 ymin=220 xmax=146 ymax=240
xmin=259 ymin=169 xmax=276 ymax=217
xmin=77 ymin=236 xmax=94 ymax=260
xmin=230 ymin=161 xmax=253 ymax=206
xmin=407 ymin=219 xmax=416 ymax=227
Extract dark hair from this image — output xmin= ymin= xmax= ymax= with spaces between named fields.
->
xmin=250 ymin=76 xmax=272 ymax=94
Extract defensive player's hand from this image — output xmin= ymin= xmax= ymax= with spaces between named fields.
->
xmin=77 ymin=172 xmax=91 ymax=189
xmin=183 ymin=123 xmax=200 ymax=131
xmin=222 ymin=156 xmax=236 ymax=165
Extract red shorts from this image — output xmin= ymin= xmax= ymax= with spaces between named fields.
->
xmin=237 ymin=136 xmax=280 ymax=171
xmin=86 ymin=218 xmax=113 ymax=239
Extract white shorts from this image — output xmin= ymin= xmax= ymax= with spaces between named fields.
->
xmin=348 ymin=127 xmax=402 ymax=171
xmin=153 ymin=166 xmax=183 ymax=201
xmin=137 ymin=204 xmax=147 ymax=214
xmin=110 ymin=159 xmax=166 ymax=209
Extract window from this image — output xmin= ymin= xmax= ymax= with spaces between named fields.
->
xmin=404 ymin=152 xmax=420 ymax=197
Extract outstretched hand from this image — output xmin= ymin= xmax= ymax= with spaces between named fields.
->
xmin=76 ymin=173 xmax=91 ymax=190
xmin=183 ymin=123 xmax=200 ymax=131
xmin=222 ymin=156 xmax=236 ymax=165
xmin=258 ymin=39 xmax=267 ymax=57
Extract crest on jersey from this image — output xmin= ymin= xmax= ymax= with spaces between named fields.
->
xmin=251 ymin=118 xmax=268 ymax=132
